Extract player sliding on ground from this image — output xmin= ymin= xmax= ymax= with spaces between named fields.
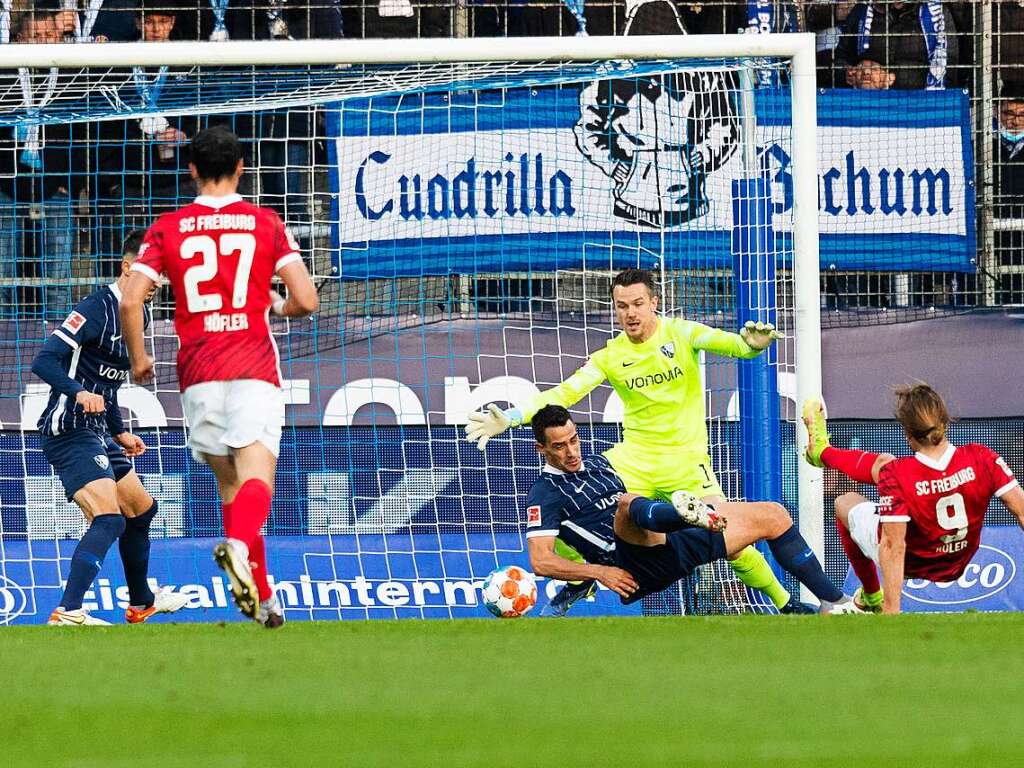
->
xmin=34 ymin=231 xmax=189 ymax=626
xmin=803 ymin=384 xmax=1024 ymax=614
xmin=121 ymin=127 xmax=319 ymax=628
xmin=525 ymin=406 xmax=853 ymax=610
xmin=468 ymin=268 xmax=856 ymax=614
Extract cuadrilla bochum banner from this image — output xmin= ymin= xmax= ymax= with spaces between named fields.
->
xmin=325 ymin=86 xmax=974 ymax=278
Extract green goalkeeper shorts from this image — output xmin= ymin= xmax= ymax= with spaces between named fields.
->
xmin=604 ymin=443 xmax=724 ymax=501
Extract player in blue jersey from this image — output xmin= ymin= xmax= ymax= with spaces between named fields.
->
xmin=525 ymin=405 xmax=860 ymax=613
xmin=32 ymin=231 xmax=188 ymax=626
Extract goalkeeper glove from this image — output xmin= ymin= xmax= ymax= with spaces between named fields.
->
xmin=464 ymin=404 xmax=522 ymax=450
xmin=740 ymin=320 xmax=784 ymax=351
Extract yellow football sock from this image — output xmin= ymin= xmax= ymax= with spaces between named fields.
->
xmin=862 ymin=588 xmax=884 ymax=607
xmin=728 ymin=545 xmax=790 ymax=609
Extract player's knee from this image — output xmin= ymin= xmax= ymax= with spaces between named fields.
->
xmin=834 ymin=492 xmax=865 ymax=526
xmin=122 ymin=492 xmax=155 ymax=518
xmin=614 ymin=493 xmax=639 ymax=534
xmin=762 ymin=501 xmax=791 ymax=537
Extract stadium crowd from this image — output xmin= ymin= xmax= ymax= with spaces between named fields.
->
xmin=2 ymin=1 xmax=1024 ymax=309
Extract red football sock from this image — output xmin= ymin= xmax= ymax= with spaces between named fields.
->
xmin=226 ymin=479 xmax=273 ymax=549
xmin=836 ymin=518 xmax=881 ymax=594
xmin=224 ymin=499 xmax=272 ymax=600
xmin=821 ymin=446 xmax=881 ymax=484
xmin=249 ymin=535 xmax=273 ymax=601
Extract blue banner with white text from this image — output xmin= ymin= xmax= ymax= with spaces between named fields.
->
xmin=326 ymin=86 xmax=974 ymax=278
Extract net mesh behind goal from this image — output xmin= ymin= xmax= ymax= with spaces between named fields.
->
xmin=0 ymin=49 xmax=807 ymax=623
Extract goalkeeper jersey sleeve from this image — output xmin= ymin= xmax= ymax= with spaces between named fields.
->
xmin=674 ymin=318 xmax=761 ymax=359
xmin=519 ymin=354 xmax=608 ymax=424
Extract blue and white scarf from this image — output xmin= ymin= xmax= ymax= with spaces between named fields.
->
xmin=746 ymin=0 xmax=797 ymax=35
xmin=746 ymin=1 xmax=796 ymax=86
xmin=133 ymin=66 xmax=171 ymax=138
xmin=16 ymin=68 xmax=59 ymax=170
xmin=0 ymin=0 xmax=10 ymax=44
xmin=210 ymin=0 xmax=230 ymax=41
xmin=562 ymin=0 xmax=587 ymax=36
xmin=857 ymin=1 xmax=948 ymax=90
xmin=67 ymin=0 xmax=105 ymax=42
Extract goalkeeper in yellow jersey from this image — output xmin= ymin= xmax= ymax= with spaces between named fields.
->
xmin=466 ymin=268 xmax=857 ymax=614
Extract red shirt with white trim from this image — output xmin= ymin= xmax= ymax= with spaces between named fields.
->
xmin=876 ymin=443 xmax=1018 ymax=582
xmin=132 ymin=194 xmax=301 ymax=389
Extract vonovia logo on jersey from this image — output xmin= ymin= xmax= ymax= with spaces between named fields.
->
xmin=902 ymin=544 xmax=1017 ymax=606
xmin=0 ymin=575 xmax=28 ymax=625
xmin=94 ymin=455 xmax=110 ymax=470
xmin=659 ymin=342 xmax=675 ymax=359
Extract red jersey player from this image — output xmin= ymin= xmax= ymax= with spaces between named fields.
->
xmin=120 ymin=127 xmax=319 ymax=627
xmin=802 ymin=384 xmax=1024 ymax=614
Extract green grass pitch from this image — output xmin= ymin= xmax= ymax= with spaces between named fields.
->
xmin=3 ymin=613 xmax=1023 ymax=767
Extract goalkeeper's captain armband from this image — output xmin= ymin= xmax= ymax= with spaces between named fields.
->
xmin=464 ymin=405 xmax=522 ymax=450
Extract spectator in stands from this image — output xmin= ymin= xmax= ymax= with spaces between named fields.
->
xmin=339 ymin=0 xmax=451 ymax=39
xmin=839 ymin=1 xmax=959 ymax=90
xmin=92 ymin=0 xmax=195 ymax=276
xmin=85 ymin=0 xmax=138 ymax=42
xmin=206 ymin=0 xmax=343 ymax=40
xmin=208 ymin=2 xmax=343 ymax=231
xmin=0 ymin=10 xmax=87 ymax=317
xmin=996 ymin=1 xmax=1024 ymax=92
xmin=996 ymin=83 xmax=1024 ymax=219
xmin=806 ymin=1 xmax=857 ymax=87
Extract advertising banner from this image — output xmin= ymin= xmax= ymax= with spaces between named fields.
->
xmin=327 ymin=87 xmax=974 ymax=276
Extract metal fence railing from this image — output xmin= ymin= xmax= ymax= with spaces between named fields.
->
xmin=4 ymin=1 xmax=1024 ymax=316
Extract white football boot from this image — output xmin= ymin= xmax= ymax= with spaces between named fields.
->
xmin=670 ymin=490 xmax=728 ymax=532
xmin=257 ymin=596 xmax=285 ymax=629
xmin=820 ymin=596 xmax=867 ymax=615
xmin=48 ymin=607 xmax=111 ymax=626
xmin=213 ymin=538 xmax=259 ymax=618
xmin=125 ymin=586 xmax=190 ymax=624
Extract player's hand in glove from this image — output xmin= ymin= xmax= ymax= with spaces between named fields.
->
xmin=740 ymin=320 xmax=784 ymax=351
xmin=464 ymin=404 xmax=521 ymax=450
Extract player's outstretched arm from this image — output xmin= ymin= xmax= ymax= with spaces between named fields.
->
xmin=677 ymin=318 xmax=778 ymax=360
xmin=526 ymin=536 xmax=637 ymax=599
xmin=273 ymin=260 xmax=319 ymax=319
xmin=877 ymin=522 xmax=907 ymax=615
xmin=121 ymin=271 xmax=156 ymax=384
xmin=463 ymin=359 xmax=607 ymax=450
xmin=999 ymin=485 xmax=1024 ymax=531
xmin=519 ymin=358 xmax=607 ymax=424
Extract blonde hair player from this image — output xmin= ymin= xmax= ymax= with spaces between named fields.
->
xmin=804 ymin=384 xmax=1024 ymax=614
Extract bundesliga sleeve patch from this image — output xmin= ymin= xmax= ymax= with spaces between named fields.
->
xmin=526 ymin=505 xmax=542 ymax=528
xmin=61 ymin=311 xmax=86 ymax=334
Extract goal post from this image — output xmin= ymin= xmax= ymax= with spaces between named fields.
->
xmin=0 ymin=33 xmax=824 ymax=621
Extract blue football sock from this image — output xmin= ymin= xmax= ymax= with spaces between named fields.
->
xmin=629 ymin=496 xmax=689 ymax=533
xmin=767 ymin=526 xmax=844 ymax=603
xmin=120 ymin=502 xmax=157 ymax=608
xmin=60 ymin=514 xmax=126 ymax=611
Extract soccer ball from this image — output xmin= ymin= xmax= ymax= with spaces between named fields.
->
xmin=481 ymin=566 xmax=537 ymax=618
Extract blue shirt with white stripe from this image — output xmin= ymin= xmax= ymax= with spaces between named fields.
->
xmin=524 ymin=454 xmax=625 ymax=566
xmin=32 ymin=283 xmax=147 ymax=437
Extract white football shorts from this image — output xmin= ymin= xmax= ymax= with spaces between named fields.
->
xmin=847 ymin=500 xmax=881 ymax=563
xmin=181 ymin=379 xmax=284 ymax=464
